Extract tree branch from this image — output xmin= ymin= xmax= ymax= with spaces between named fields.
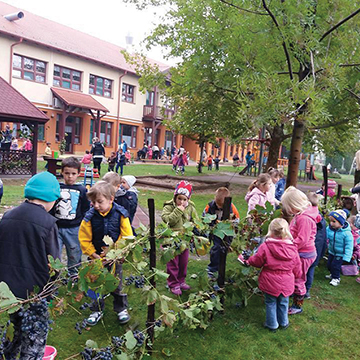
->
xmin=320 ymin=7 xmax=360 ymax=42
xmin=345 ymin=88 xmax=360 ymax=102
xmin=262 ymin=0 xmax=293 ymax=80
xmin=309 ymin=117 xmax=359 ymax=130
xmin=219 ymin=0 xmax=268 ymax=15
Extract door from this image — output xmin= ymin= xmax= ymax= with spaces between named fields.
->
xmin=65 ymin=125 xmax=73 ymax=153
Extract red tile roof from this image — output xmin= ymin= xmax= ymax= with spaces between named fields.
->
xmin=0 ymin=2 xmax=170 ymax=74
xmin=51 ymin=88 xmax=109 ymax=113
xmin=0 ymin=76 xmax=49 ymax=122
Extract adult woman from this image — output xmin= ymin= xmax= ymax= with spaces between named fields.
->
xmin=90 ymin=137 xmax=105 ymax=175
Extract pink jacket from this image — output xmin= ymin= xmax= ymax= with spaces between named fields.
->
xmin=290 ymin=205 xmax=320 ymax=254
xmin=245 ymin=187 xmax=268 ymax=212
xmin=81 ymin=153 xmax=92 ymax=164
xmin=172 ymin=155 xmax=179 ymax=166
xmin=248 ymin=238 xmax=301 ymax=297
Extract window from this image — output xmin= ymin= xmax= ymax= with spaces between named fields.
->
xmin=100 ymin=121 xmax=113 ymax=146
xmin=89 ymin=75 xmax=112 ymax=97
xmin=38 ymin=124 xmax=45 ymax=141
xmin=53 ymin=65 xmax=81 ymax=91
xmin=121 ymin=125 xmax=137 ymax=148
xmin=13 ymin=54 xmax=46 ymax=83
xmin=146 ymin=90 xmax=154 ymax=106
xmin=122 ymin=83 xmax=135 ymax=103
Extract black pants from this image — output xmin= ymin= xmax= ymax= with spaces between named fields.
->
xmin=93 ymin=158 xmax=102 ymax=175
xmin=89 ymin=261 xmax=128 ymax=313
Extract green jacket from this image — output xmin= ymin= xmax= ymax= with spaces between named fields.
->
xmin=161 ymin=199 xmax=199 ymax=231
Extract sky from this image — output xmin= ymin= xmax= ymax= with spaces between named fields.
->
xmin=2 ymin=0 xmax=176 ymax=65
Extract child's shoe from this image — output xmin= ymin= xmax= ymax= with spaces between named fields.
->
xmin=288 ymin=305 xmax=303 ymax=315
xmin=263 ymin=323 xmax=277 ymax=333
xmin=86 ymin=311 xmax=103 ymax=326
xmin=180 ymin=283 xmax=191 ymax=291
xmin=329 ymin=278 xmax=340 ymax=286
xmin=118 ymin=309 xmax=130 ymax=324
xmin=325 ymin=274 xmax=332 ymax=279
xmin=170 ymin=286 xmax=182 ymax=296
xmin=304 ymin=291 xmax=311 ymax=299
xmin=356 ymin=277 xmax=360 ymax=284
xmin=280 ymin=323 xmax=290 ymax=330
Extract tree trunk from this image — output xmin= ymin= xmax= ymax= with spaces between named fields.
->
xmin=286 ymin=119 xmax=304 ymax=188
xmin=198 ymin=141 xmax=205 ymax=173
xmin=266 ymin=125 xmax=285 ymax=171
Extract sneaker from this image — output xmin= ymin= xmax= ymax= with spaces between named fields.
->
xmin=86 ymin=311 xmax=103 ymax=326
xmin=288 ymin=306 xmax=303 ymax=315
xmin=330 ymin=278 xmax=340 ymax=287
xmin=170 ymin=286 xmax=182 ymax=296
xmin=280 ymin=323 xmax=290 ymax=330
xmin=325 ymin=274 xmax=332 ymax=279
xmin=356 ymin=277 xmax=360 ymax=284
xmin=304 ymin=291 xmax=311 ymax=299
xmin=180 ymin=283 xmax=191 ymax=291
xmin=118 ymin=309 xmax=131 ymax=324
xmin=207 ymin=271 xmax=217 ymax=281
xmin=263 ymin=323 xmax=277 ymax=333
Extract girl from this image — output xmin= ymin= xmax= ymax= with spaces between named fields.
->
xmin=281 ymin=186 xmax=320 ymax=314
xmin=239 ymin=218 xmax=301 ymax=332
xmin=275 ymin=169 xmax=286 ymax=202
xmin=267 ymin=168 xmax=280 ymax=207
xmin=161 ymin=181 xmax=199 ymax=295
xmin=245 ymin=173 xmax=272 ymax=213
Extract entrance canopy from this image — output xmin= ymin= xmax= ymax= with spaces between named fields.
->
xmin=0 ymin=76 xmax=49 ymax=176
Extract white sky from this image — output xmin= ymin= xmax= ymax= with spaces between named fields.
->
xmin=2 ymin=0 xmax=176 ymax=65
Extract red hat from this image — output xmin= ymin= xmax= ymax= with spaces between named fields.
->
xmin=174 ymin=180 xmax=193 ymax=199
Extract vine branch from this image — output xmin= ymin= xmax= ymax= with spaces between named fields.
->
xmin=219 ymin=0 xmax=268 ymax=15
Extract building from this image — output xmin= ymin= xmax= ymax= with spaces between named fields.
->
xmin=0 ymin=2 xmax=259 ymax=162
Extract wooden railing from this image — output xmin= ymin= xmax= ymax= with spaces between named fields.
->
xmin=0 ymin=149 xmax=33 ymax=175
xmin=143 ymin=105 xmax=175 ymax=120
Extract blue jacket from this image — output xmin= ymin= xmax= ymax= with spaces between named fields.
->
xmin=275 ymin=178 xmax=286 ymax=201
xmin=326 ymin=222 xmax=353 ymax=262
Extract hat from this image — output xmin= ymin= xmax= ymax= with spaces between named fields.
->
xmin=342 ymin=208 xmax=350 ymax=218
xmin=25 ymin=172 xmax=60 ymax=202
xmin=174 ymin=180 xmax=192 ymax=199
xmin=329 ymin=210 xmax=347 ymax=226
xmin=122 ymin=175 xmax=136 ymax=188
xmin=327 ymin=180 xmax=337 ymax=189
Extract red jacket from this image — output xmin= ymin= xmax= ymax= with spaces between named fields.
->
xmin=289 ymin=205 xmax=320 ymax=254
xmin=248 ymin=238 xmax=301 ymax=297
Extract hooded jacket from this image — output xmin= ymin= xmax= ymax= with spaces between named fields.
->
xmin=161 ymin=199 xmax=198 ymax=231
xmin=245 ymin=187 xmax=268 ymax=212
xmin=248 ymin=238 xmax=301 ymax=297
xmin=289 ymin=205 xmax=320 ymax=255
xmin=327 ymin=222 xmax=353 ymax=262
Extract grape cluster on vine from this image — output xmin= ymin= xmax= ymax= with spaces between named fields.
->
xmin=155 ymin=319 xmax=162 ymax=327
xmin=81 ymin=346 xmax=113 ymax=359
xmin=79 ymin=302 xmax=90 ymax=310
xmin=111 ymin=335 xmax=124 ymax=349
xmin=125 ymin=275 xmax=145 ymax=288
xmin=75 ymin=319 xmax=88 ymax=334
xmin=133 ymin=330 xmax=145 ymax=346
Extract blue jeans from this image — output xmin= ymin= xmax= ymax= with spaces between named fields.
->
xmin=116 ymin=162 xmax=124 ymax=175
xmin=58 ymin=226 xmax=82 ymax=277
xmin=207 ymin=236 xmax=232 ymax=273
xmin=306 ymin=238 xmax=327 ymax=292
xmin=327 ymin=253 xmax=343 ymax=279
xmin=264 ymin=293 xmax=289 ymax=329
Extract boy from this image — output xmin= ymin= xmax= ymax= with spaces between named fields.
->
xmin=214 ymin=156 xmax=220 ymax=171
xmin=45 ymin=142 xmax=52 ymax=156
xmin=207 ymin=155 xmax=213 ymax=171
xmin=0 ymin=172 xmax=60 ymax=359
xmin=326 ymin=209 xmax=353 ymax=286
xmin=79 ymin=181 xmax=133 ymax=325
xmin=116 ymin=148 xmax=126 ymax=175
xmin=108 ymin=151 xmax=117 ymax=172
xmin=51 ymin=157 xmax=89 ymax=279
xmin=203 ymin=187 xmax=239 ymax=280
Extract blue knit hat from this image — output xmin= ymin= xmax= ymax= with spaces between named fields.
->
xmin=25 ymin=172 xmax=60 ymax=202
xmin=329 ymin=210 xmax=347 ymax=226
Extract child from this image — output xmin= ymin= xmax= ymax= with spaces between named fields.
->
xmin=245 ymin=151 xmax=255 ymax=175
xmin=245 ymin=173 xmax=272 ymax=213
xmin=81 ymin=150 xmax=92 ymax=168
xmin=45 ymin=142 xmax=52 ymax=156
xmin=108 ymin=151 xmax=117 ymax=172
xmin=79 ymin=181 xmax=133 ymax=325
xmin=161 ymin=181 xmax=199 ymax=295
xmin=347 ymin=216 xmax=360 ymax=267
xmin=51 ymin=157 xmax=90 ymax=278
xmin=125 ymin=150 xmax=131 ymax=164
xmin=116 ymin=148 xmax=126 ymax=175
xmin=120 ymin=175 xmax=138 ymax=224
xmin=214 ymin=156 xmax=220 ymax=171
xmin=281 ymin=186 xmax=320 ymax=314
xmin=172 ymin=154 xmax=179 ymax=171
xmin=207 ymin=155 xmax=213 ymax=171
xmin=305 ymin=192 xmax=327 ymax=298
xmin=267 ymin=168 xmax=280 ymax=207
xmin=0 ymin=172 xmax=60 ymax=358
xmin=203 ymin=187 xmax=239 ymax=280
xmin=239 ymin=218 xmax=301 ymax=332
xmin=275 ymin=169 xmax=286 ymax=202
xmin=326 ymin=210 xmax=354 ymax=286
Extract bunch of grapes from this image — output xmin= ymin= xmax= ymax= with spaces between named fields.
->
xmin=0 ymin=323 xmax=7 ymax=358
xmin=79 ymin=302 xmax=90 ymax=311
xmin=242 ymin=249 xmax=252 ymax=260
xmin=155 ymin=319 xmax=162 ymax=327
xmin=125 ymin=275 xmax=135 ymax=286
xmin=111 ymin=336 xmax=124 ymax=353
xmin=74 ymin=319 xmax=88 ymax=334
xmin=20 ymin=300 xmax=51 ymax=341
xmin=81 ymin=346 xmax=113 ymax=360
xmin=81 ymin=347 xmax=93 ymax=360
xmin=134 ymin=276 xmax=145 ymax=288
xmin=174 ymin=241 xmax=181 ymax=250
xmin=133 ymin=330 xmax=145 ymax=346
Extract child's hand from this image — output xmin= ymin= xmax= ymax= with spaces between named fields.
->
xmin=177 ymin=205 xmax=185 ymax=211
xmin=91 ymin=252 xmax=101 ymax=260
xmin=100 ymin=246 xmax=109 ymax=258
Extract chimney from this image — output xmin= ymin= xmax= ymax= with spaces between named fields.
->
xmin=4 ymin=12 xmax=24 ymax=21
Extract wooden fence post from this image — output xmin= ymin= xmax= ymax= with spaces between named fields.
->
xmin=337 ymin=184 xmax=343 ymax=202
xmin=146 ymin=198 xmax=156 ymax=351
xmin=322 ymin=166 xmax=328 ymax=205
xmin=217 ymin=196 xmax=232 ymax=304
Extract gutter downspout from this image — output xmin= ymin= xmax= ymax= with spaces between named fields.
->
xmin=10 ymin=37 xmax=23 ymax=84
xmin=115 ymin=70 xmax=127 ymax=152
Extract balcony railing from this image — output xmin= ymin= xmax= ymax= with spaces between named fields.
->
xmin=143 ymin=105 xmax=175 ymax=120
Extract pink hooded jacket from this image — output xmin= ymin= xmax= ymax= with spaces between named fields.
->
xmin=245 ymin=187 xmax=268 ymax=212
xmin=290 ymin=205 xmax=320 ymax=255
xmin=248 ymin=238 xmax=301 ymax=297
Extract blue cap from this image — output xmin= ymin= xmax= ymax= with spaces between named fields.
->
xmin=329 ymin=210 xmax=347 ymax=226
xmin=25 ymin=172 xmax=60 ymax=202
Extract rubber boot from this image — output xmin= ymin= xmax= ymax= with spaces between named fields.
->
xmin=288 ymin=294 xmax=304 ymax=315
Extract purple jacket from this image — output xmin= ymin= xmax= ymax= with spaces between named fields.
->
xmin=248 ymin=238 xmax=301 ymax=297
xmin=245 ymin=187 xmax=268 ymax=212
